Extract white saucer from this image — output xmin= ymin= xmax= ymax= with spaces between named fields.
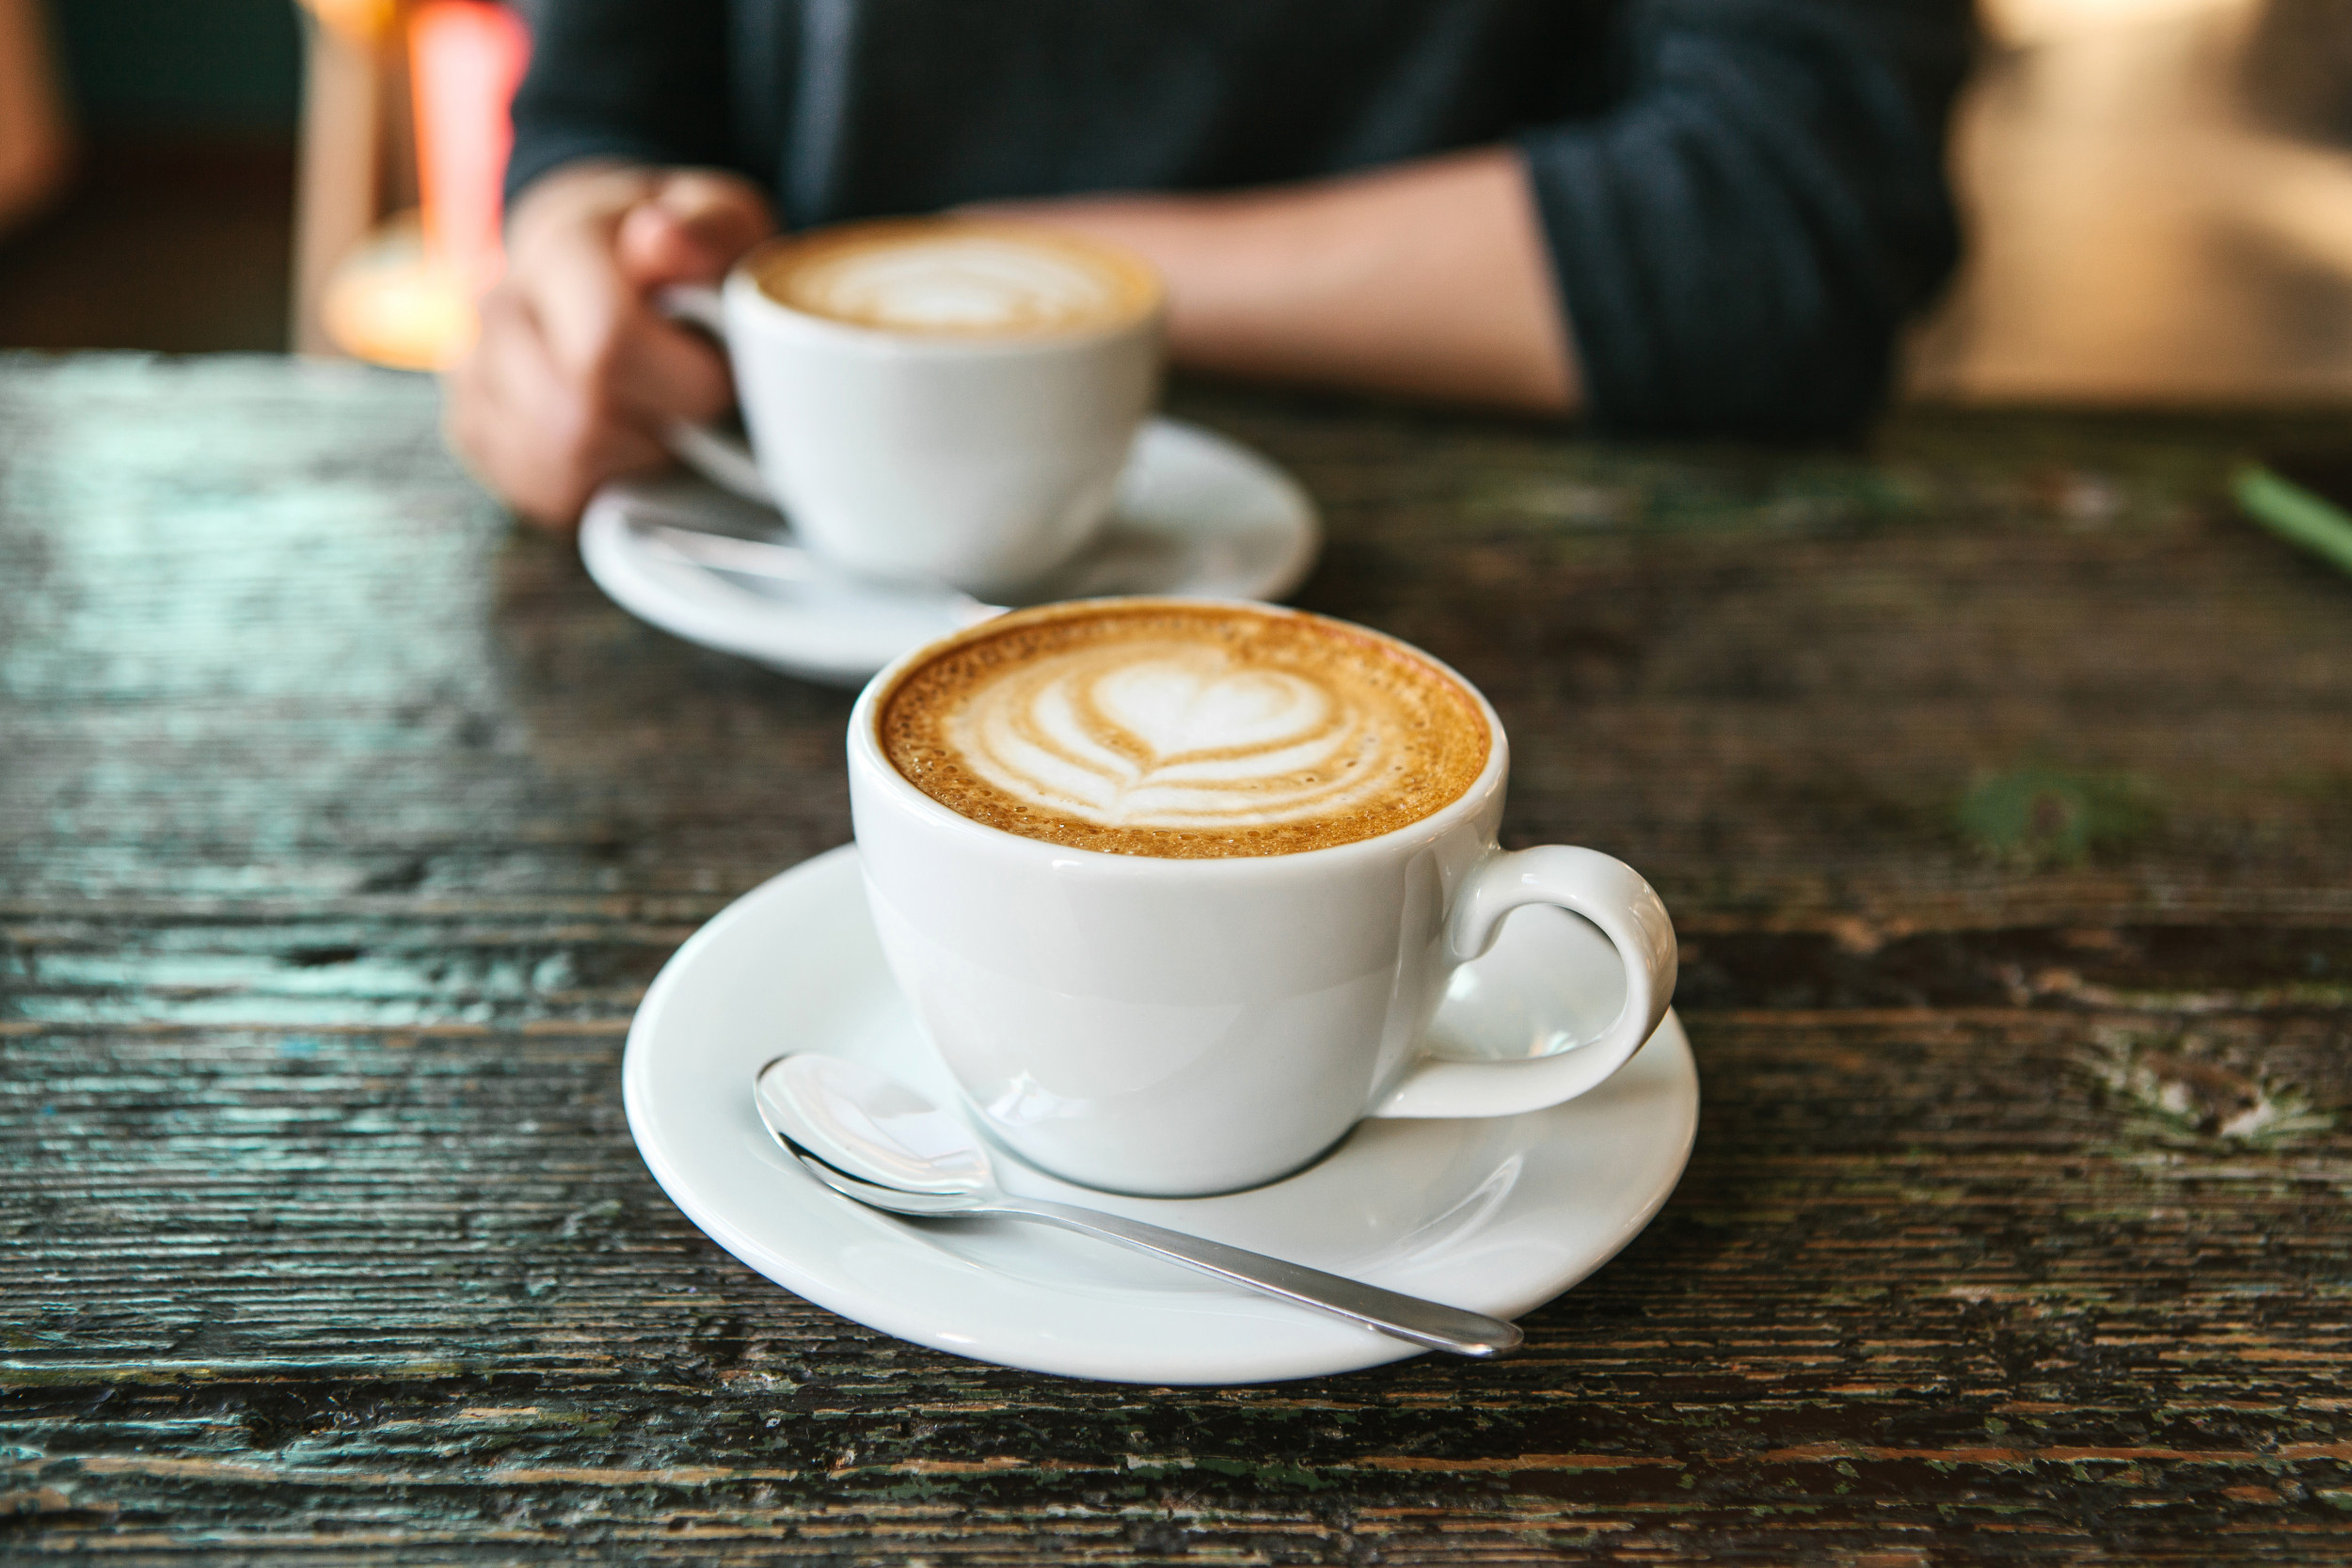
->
xmin=580 ymin=418 xmax=1321 ymax=687
xmin=623 ymin=845 xmax=1699 ymax=1386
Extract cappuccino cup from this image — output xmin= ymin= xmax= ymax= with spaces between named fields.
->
xmin=848 ymin=597 xmax=1678 ymax=1196
xmin=661 ymin=219 xmax=1165 ymax=598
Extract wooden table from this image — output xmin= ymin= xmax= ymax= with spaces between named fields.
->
xmin=6 ymin=356 xmax=2350 ymax=1563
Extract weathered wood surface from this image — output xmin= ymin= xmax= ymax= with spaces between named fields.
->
xmin=4 ymin=355 xmax=2350 ymax=1563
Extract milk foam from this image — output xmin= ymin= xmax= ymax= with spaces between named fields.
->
xmin=950 ymin=642 xmax=1395 ymax=831
xmin=881 ymin=605 xmax=1492 ymax=859
xmin=764 ymin=226 xmax=1153 ymax=336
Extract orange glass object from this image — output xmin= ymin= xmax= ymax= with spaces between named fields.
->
xmin=410 ymin=0 xmax=532 ymax=293
xmin=321 ymin=1 xmax=530 ymax=369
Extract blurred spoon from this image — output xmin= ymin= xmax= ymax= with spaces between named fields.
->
xmin=630 ymin=519 xmax=1002 ymax=624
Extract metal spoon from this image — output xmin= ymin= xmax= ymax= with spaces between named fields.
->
xmin=753 ymin=1053 xmax=1523 ymax=1358
xmin=629 ymin=518 xmax=1003 ymax=625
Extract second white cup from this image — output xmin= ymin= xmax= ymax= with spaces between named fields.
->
xmin=660 ymin=220 xmax=1166 ymax=599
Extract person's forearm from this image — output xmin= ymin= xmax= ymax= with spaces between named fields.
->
xmin=977 ymin=148 xmax=1579 ymax=414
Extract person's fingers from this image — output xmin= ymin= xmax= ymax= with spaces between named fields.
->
xmin=444 ymin=293 xmax=523 ymax=500
xmin=447 ymin=283 xmax=667 ymax=529
xmin=624 ymin=322 xmax=738 ymax=427
xmin=520 ymin=204 xmax=737 ymax=429
xmin=443 ymin=162 xmax=771 ymax=524
xmin=519 ymin=215 xmax=640 ymax=389
xmin=616 ymin=169 xmax=774 ymax=288
xmin=491 ymin=295 xmax=671 ymax=524
xmin=447 ymin=297 xmax=581 ymax=525
xmin=602 ymin=172 xmax=776 ymax=423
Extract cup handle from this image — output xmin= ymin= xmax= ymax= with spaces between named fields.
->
xmin=1369 ymin=846 xmax=1677 ymax=1119
xmin=652 ymin=283 xmax=773 ymax=506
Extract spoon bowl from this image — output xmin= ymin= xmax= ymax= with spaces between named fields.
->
xmin=756 ymin=1053 xmax=993 ymax=1196
xmin=753 ymin=1053 xmax=1523 ymax=1359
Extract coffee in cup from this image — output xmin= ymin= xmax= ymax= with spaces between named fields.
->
xmin=751 ymin=220 xmax=1161 ymax=340
xmin=849 ymin=598 xmax=1679 ymax=1197
xmin=877 ymin=599 xmax=1491 ymax=858
xmin=660 ymin=219 xmax=1165 ymax=597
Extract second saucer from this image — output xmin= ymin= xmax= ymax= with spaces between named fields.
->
xmin=580 ymin=417 xmax=1321 ymax=687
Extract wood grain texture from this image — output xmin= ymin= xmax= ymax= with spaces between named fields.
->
xmin=4 ymin=356 xmax=2349 ymax=1563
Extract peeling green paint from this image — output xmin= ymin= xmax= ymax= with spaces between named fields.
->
xmin=1958 ymin=766 xmax=2159 ymax=868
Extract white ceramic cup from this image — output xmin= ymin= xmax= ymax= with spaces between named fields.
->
xmin=846 ymin=598 xmax=1679 ymax=1197
xmin=659 ymin=227 xmax=1164 ymax=599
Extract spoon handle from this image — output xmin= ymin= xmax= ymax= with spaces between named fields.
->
xmin=985 ymin=1196 xmax=1522 ymax=1358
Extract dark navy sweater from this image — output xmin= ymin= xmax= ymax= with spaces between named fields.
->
xmin=508 ymin=0 xmax=1970 ymax=436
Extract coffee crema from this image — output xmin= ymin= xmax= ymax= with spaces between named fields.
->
xmin=878 ymin=602 xmax=1492 ymax=858
xmin=754 ymin=220 xmax=1161 ymax=338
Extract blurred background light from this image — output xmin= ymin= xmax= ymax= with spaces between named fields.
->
xmin=0 ymin=0 xmax=2345 ymax=403
xmin=1909 ymin=0 xmax=2352 ymax=403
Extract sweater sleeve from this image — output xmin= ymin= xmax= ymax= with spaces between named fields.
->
xmin=505 ymin=0 xmax=737 ymax=203
xmin=1519 ymin=0 xmax=1970 ymax=438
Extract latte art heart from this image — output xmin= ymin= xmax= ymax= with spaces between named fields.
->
xmin=1092 ymin=662 xmax=1328 ymax=759
xmin=953 ymin=647 xmax=1392 ymax=828
xmin=881 ymin=603 xmax=1492 ymax=859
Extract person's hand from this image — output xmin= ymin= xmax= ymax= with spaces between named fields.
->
xmin=445 ymin=163 xmax=775 ymax=530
